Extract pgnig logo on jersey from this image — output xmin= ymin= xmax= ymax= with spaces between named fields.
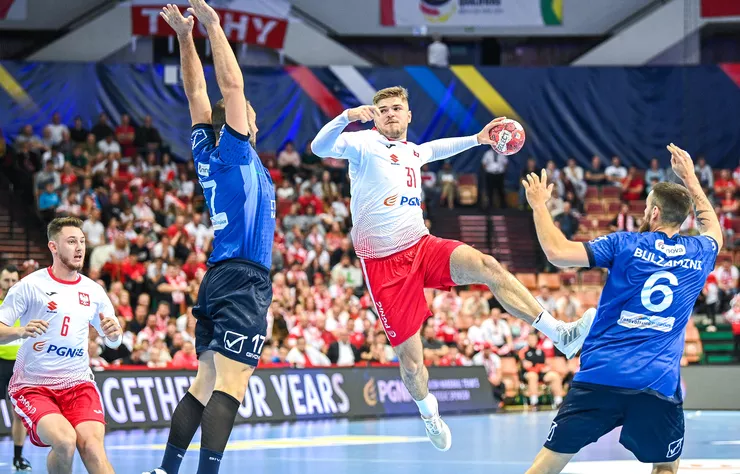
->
xmin=383 ymin=195 xmax=421 ymax=207
xmin=33 ymin=341 xmax=84 ymax=358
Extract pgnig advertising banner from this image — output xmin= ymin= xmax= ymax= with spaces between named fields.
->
xmin=0 ymin=366 xmax=493 ymax=432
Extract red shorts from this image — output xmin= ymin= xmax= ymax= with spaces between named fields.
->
xmin=360 ymin=235 xmax=464 ymax=347
xmin=10 ymin=382 xmax=106 ymax=447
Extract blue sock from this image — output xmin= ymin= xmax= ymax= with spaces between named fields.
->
xmin=160 ymin=443 xmax=187 ymax=474
xmin=196 ymin=447 xmax=224 ymax=474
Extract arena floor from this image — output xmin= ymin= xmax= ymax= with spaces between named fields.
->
xmin=2 ymin=410 xmax=740 ymax=473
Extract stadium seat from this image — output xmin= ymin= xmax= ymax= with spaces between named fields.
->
xmin=559 ymin=271 xmax=578 ymax=286
xmin=585 ymin=202 xmax=603 ymax=215
xmin=515 ymin=273 xmax=537 ymax=290
xmin=629 ymin=201 xmax=646 ymax=213
xmin=606 ymin=202 xmax=621 ymax=214
xmin=601 ymin=187 xmax=621 ymax=200
xmin=717 ymin=252 xmax=733 ymax=265
xmin=580 ymin=270 xmax=603 ymax=287
xmin=585 ymin=187 xmax=599 ymax=199
xmin=457 ymin=174 xmax=478 ymax=206
xmin=537 ymin=273 xmax=561 ymax=290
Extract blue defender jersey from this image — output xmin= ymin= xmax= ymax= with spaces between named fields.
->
xmin=191 ymin=123 xmax=276 ymax=270
xmin=576 ymin=231 xmax=718 ymax=401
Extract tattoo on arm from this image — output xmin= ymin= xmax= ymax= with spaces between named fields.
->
xmin=695 ymin=208 xmax=710 ymax=229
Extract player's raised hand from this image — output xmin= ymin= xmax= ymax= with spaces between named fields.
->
xmin=476 ymin=116 xmax=507 ymax=145
xmin=347 ymin=105 xmax=380 ymax=124
xmin=100 ymin=313 xmax=122 ymax=341
xmin=522 ymin=169 xmax=554 ymax=209
xmin=667 ymin=143 xmax=697 ymax=184
xmin=160 ymin=4 xmax=194 ymax=38
xmin=20 ymin=320 xmax=49 ymax=339
xmin=187 ymin=0 xmax=219 ymax=27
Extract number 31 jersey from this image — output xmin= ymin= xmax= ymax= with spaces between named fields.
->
xmin=0 ymin=268 xmax=117 ymax=395
xmin=576 ymin=231 xmax=718 ymax=401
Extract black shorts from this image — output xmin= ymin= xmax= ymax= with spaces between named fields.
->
xmin=0 ymin=358 xmax=15 ymax=400
xmin=193 ymin=259 xmax=272 ymax=367
xmin=544 ymin=382 xmax=685 ymax=464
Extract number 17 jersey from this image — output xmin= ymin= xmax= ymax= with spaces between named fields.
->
xmin=577 ymin=231 xmax=718 ymax=401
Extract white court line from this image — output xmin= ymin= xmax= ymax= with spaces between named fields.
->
xmin=265 ymin=456 xmax=529 ymax=466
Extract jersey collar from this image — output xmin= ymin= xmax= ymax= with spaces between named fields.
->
xmin=371 ymin=127 xmax=407 ymax=144
xmin=47 ymin=267 xmax=81 ymax=285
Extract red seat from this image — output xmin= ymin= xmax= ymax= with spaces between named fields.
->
xmin=585 ymin=187 xmax=599 ymax=199
xmin=585 ymin=202 xmax=603 ymax=215
xmin=602 ymin=187 xmax=621 ymax=200
xmin=606 ymin=202 xmax=621 ymax=214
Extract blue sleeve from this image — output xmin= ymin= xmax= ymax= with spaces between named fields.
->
xmin=216 ymin=124 xmax=258 ymax=166
xmin=191 ymin=124 xmax=216 ymax=163
xmin=697 ymin=235 xmax=719 ymax=271
xmin=584 ymin=232 xmax=632 ymax=270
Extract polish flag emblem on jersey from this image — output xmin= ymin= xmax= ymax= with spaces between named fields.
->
xmin=78 ymin=292 xmax=90 ymax=307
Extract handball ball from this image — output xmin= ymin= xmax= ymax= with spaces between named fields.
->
xmin=488 ymin=119 xmax=525 ymax=156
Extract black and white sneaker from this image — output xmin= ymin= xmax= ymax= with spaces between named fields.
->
xmin=13 ymin=457 xmax=32 ymax=471
xmin=554 ymin=308 xmax=596 ymax=359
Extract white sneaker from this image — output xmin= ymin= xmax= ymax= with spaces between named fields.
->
xmin=422 ymin=413 xmax=452 ymax=451
xmin=554 ymin=308 xmax=596 ymax=359
xmin=142 ymin=469 xmax=167 ymax=474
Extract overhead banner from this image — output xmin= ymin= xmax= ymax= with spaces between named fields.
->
xmin=131 ymin=0 xmax=290 ymax=50
xmin=0 ymin=366 xmax=493 ymax=433
xmin=701 ymin=0 xmax=740 ymax=18
xmin=381 ymin=0 xmax=562 ymax=27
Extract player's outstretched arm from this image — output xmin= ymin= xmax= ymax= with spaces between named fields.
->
xmin=523 ymin=170 xmax=590 ymax=268
xmin=160 ymin=4 xmax=211 ymax=126
xmin=310 ymin=106 xmax=377 ymax=159
xmin=668 ymin=143 xmax=723 ymax=251
xmin=419 ymin=117 xmax=507 ymax=163
xmin=188 ymin=0 xmax=249 ymax=135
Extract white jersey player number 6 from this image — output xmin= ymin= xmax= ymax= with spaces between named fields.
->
xmin=641 ymin=271 xmax=679 ymax=313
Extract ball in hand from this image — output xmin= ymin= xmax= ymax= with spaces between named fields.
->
xmin=488 ymin=119 xmax=525 ymax=156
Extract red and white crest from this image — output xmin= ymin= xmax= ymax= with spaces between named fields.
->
xmin=78 ymin=292 xmax=90 ymax=307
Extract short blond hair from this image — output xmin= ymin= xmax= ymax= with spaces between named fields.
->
xmin=47 ymin=217 xmax=83 ymax=241
xmin=373 ymin=86 xmax=409 ymax=105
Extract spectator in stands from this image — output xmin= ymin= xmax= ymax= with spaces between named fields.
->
xmin=546 ymin=188 xmax=564 ymax=218
xmin=44 ymin=112 xmax=69 ymax=146
xmin=115 ymin=114 xmax=136 ymax=158
xmin=482 ymin=148 xmax=508 ymax=209
xmin=69 ymin=116 xmax=88 ymax=143
xmin=327 ymin=327 xmax=361 ymax=366
xmin=720 ymin=189 xmax=738 ymax=216
xmin=171 ymin=340 xmax=198 ymax=369
xmin=91 ymin=113 xmax=115 ymax=142
xmin=695 ymin=156 xmax=714 ymax=196
xmin=697 ymin=273 xmax=720 ymax=324
xmin=604 ymin=156 xmax=627 ymax=185
xmin=536 ymin=287 xmax=558 ymax=317
xmin=38 ymin=182 xmax=60 ymax=221
xmin=427 ymin=34 xmax=450 ymax=68
xmin=645 ymin=158 xmax=665 ymax=193
xmin=472 ymin=342 xmax=505 ymax=404
xmin=556 ymin=286 xmax=581 ymax=322
xmin=585 ymin=156 xmax=608 ymax=188
xmin=13 ymin=125 xmax=43 ymax=153
xmin=34 ymin=159 xmax=60 ymax=196
xmin=422 ymin=323 xmax=449 ymax=363
xmin=438 ymin=161 xmax=457 ymax=208
xmin=278 ymin=141 xmax=301 ymax=180
xmin=286 ymin=336 xmax=330 ymax=367
xmin=480 ymin=308 xmax=513 ymax=355
xmin=562 ymin=158 xmax=586 ymax=201
xmin=555 ymin=201 xmax=579 ymax=239
xmin=519 ymin=332 xmax=564 ymax=408
xmin=712 ymin=260 xmax=738 ymax=312
xmin=83 ymin=133 xmax=99 ymax=157
xmin=98 ymin=134 xmax=121 ymax=156
xmin=610 ymin=202 xmax=635 ymax=232
xmin=723 ymin=297 xmax=740 ymax=361
xmin=621 ymin=166 xmax=645 ymax=201
xmin=301 ymin=142 xmax=322 ymax=176
xmin=134 ymin=115 xmax=162 ymax=153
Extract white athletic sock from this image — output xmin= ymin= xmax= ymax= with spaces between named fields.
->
xmin=532 ymin=311 xmax=560 ymax=343
xmin=529 ymin=395 xmax=539 ymax=406
xmin=415 ymin=393 xmax=439 ymax=418
xmin=554 ymin=396 xmax=563 ymax=406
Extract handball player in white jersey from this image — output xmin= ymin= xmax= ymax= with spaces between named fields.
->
xmin=311 ymin=86 xmax=595 ymax=450
xmin=0 ymin=217 xmax=122 ymax=474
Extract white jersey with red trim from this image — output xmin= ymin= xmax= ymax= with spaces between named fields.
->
xmin=312 ymin=111 xmax=480 ymax=259
xmin=0 ymin=268 xmax=118 ymax=394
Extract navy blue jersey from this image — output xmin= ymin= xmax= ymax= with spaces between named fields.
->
xmin=575 ymin=231 xmax=718 ymax=400
xmin=191 ymin=124 xmax=275 ymax=269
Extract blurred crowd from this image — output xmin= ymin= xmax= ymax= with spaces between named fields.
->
xmin=2 ymin=113 xmax=740 ymax=407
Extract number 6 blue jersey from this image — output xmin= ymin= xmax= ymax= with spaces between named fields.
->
xmin=576 ymin=231 xmax=718 ymax=401
xmin=191 ymin=123 xmax=276 ymax=270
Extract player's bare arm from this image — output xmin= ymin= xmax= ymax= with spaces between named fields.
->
xmin=99 ymin=313 xmax=122 ymax=345
xmin=523 ymin=169 xmax=590 ymax=268
xmin=189 ymin=0 xmax=250 ymax=136
xmin=667 ymin=143 xmax=724 ymax=250
xmin=0 ymin=320 xmax=48 ymax=343
xmin=161 ymin=4 xmax=211 ymax=126
xmin=418 ymin=117 xmax=508 ymax=163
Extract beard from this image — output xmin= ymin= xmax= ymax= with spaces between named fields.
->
xmin=638 ymin=218 xmax=651 ymax=233
xmin=60 ymin=253 xmax=84 ymax=272
xmin=379 ymin=123 xmax=405 ymax=140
